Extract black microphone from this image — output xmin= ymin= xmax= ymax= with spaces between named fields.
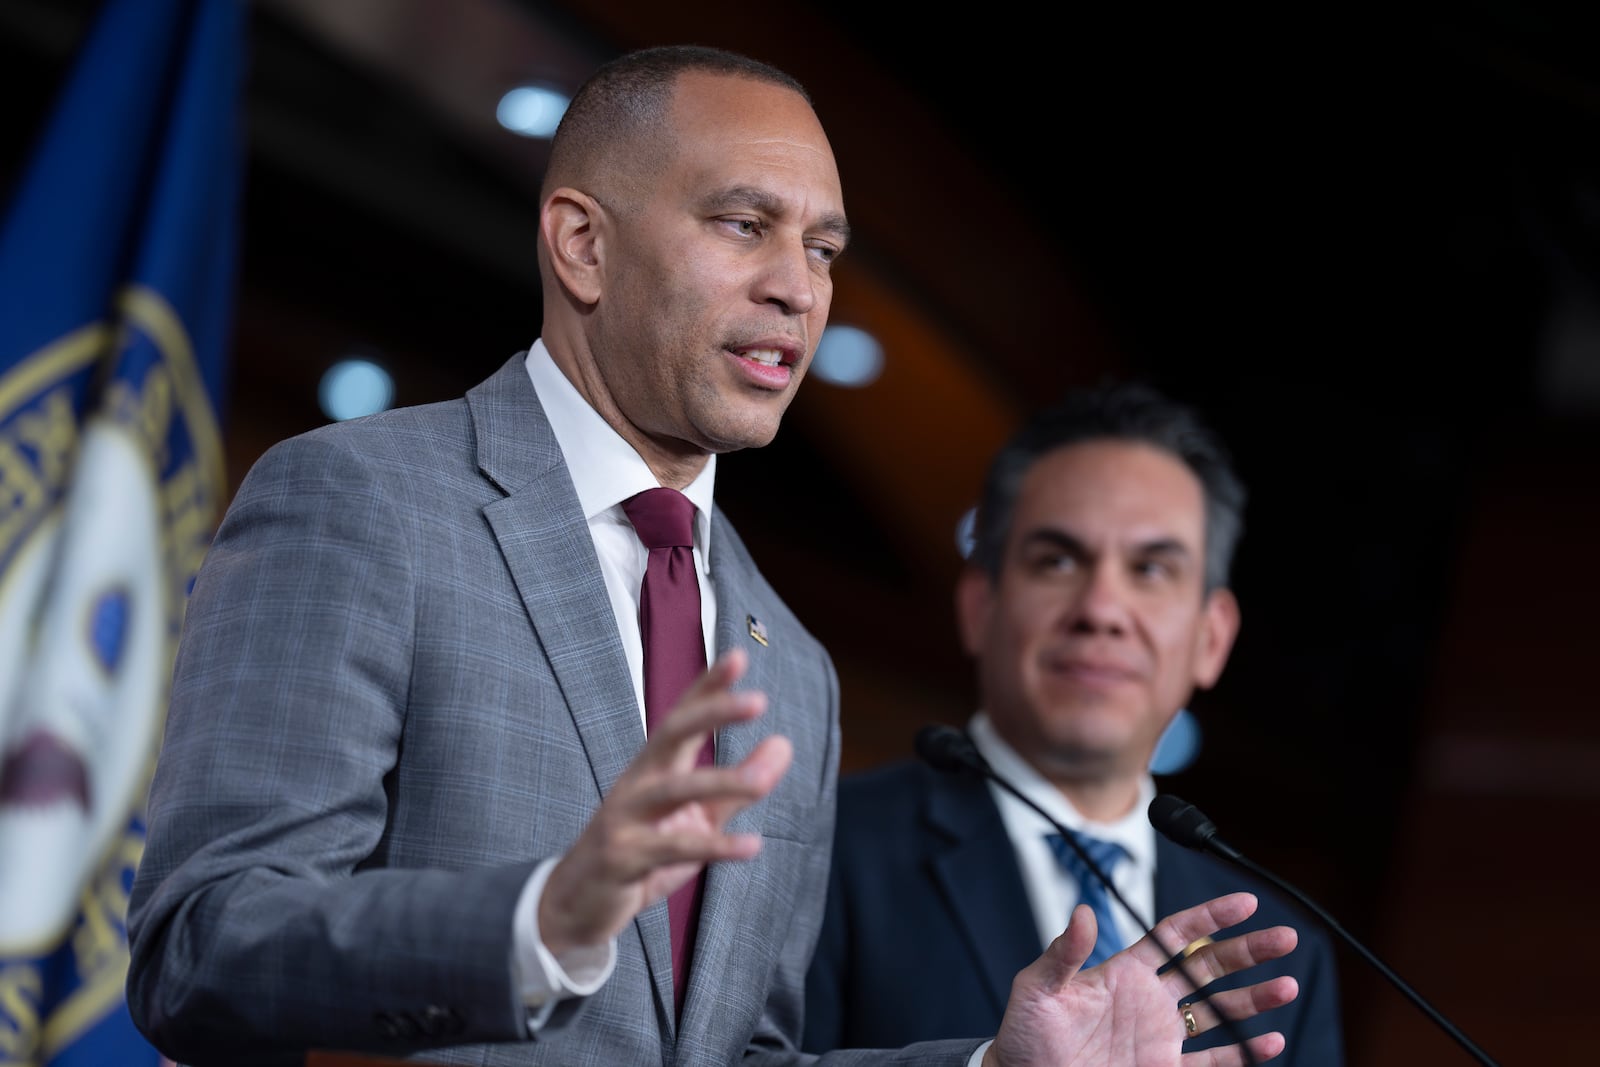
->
xmin=1149 ymin=793 xmax=1504 ymax=1067
xmin=1147 ymin=794 xmax=1242 ymax=860
xmin=914 ymin=725 xmax=1258 ymax=1063
xmin=913 ymin=721 xmax=987 ymax=775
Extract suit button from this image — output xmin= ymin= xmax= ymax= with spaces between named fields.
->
xmin=420 ymin=1004 xmax=459 ymax=1036
xmin=380 ymin=1011 xmax=422 ymax=1038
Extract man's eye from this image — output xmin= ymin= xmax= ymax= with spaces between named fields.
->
xmin=722 ymin=218 xmax=761 ymax=237
xmin=808 ymin=241 xmax=840 ymax=265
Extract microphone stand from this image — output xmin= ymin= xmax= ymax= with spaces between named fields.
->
xmin=1151 ymin=794 xmax=1503 ymax=1067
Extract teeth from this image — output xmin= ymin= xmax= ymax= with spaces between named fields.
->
xmin=744 ymin=349 xmax=782 ymax=367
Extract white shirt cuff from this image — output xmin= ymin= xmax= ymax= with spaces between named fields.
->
xmin=512 ymin=856 xmax=617 ymax=1031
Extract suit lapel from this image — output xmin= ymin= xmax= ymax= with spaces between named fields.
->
xmin=678 ymin=514 xmax=784 ymax=1034
xmin=1153 ymin=835 xmax=1188 ymax=916
xmin=470 ymin=355 xmax=642 ymax=796
xmin=1154 ymin=834 xmax=1240 ymax=920
xmin=923 ymin=769 xmax=1044 ymax=1015
xmin=710 ymin=521 xmax=781 ymax=827
xmin=467 ymin=356 xmax=677 ymax=1026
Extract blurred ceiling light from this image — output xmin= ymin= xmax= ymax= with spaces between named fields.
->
xmin=810 ymin=324 xmax=884 ymax=387
xmin=955 ymin=506 xmax=977 ymax=559
xmin=319 ymin=357 xmax=395 ymax=421
xmin=495 ymin=85 xmax=569 ymax=139
xmin=1149 ymin=707 xmax=1202 ymax=775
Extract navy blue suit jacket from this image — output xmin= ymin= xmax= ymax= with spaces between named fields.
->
xmin=802 ymin=760 xmax=1345 ymax=1064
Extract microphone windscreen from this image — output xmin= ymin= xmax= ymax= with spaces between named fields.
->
xmin=1148 ymin=793 xmax=1218 ymax=851
xmin=914 ymin=725 xmax=981 ymax=775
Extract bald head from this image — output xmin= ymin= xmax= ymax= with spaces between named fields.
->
xmin=533 ymin=42 xmax=844 ymax=484
xmin=542 ymin=45 xmax=813 ymax=210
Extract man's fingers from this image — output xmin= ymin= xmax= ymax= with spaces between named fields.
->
xmin=693 ymin=645 xmax=748 ymax=695
xmin=1033 ymin=903 xmax=1096 ymax=992
xmin=1131 ymin=891 xmax=1260 ymax=969
xmin=542 ymin=649 xmax=789 ymax=948
xmin=1182 ymin=1031 xmax=1287 ymax=1066
xmin=1164 ymin=924 xmax=1298 ymax=998
xmin=573 ymin=810 xmax=751 ymax=888
xmin=626 ymin=736 xmax=791 ymax=823
xmin=702 ymin=734 xmax=792 ymax=825
xmin=635 ymin=649 xmax=766 ymax=768
xmin=619 ymin=824 xmax=767 ymax=877
xmin=1183 ymin=976 xmax=1299 ymax=1037
xmin=594 ymin=736 xmax=793 ymax=879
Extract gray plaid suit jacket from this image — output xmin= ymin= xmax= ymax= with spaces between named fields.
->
xmin=126 ymin=353 xmax=984 ymax=1067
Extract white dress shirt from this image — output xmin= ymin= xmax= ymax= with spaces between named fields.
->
xmin=968 ymin=711 xmax=1158 ymax=952
xmin=959 ymin=714 xmax=1159 ymax=1065
xmin=509 ymin=340 xmax=719 ymax=1023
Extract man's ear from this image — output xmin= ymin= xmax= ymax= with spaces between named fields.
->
xmin=540 ymin=187 xmax=604 ymax=306
xmin=955 ymin=566 xmax=994 ymax=657
xmin=1192 ymin=587 xmax=1241 ymax=690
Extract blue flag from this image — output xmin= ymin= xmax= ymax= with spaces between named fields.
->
xmin=0 ymin=0 xmax=245 ymax=1063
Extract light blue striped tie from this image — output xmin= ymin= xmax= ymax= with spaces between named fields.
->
xmin=1047 ymin=831 xmax=1129 ymax=967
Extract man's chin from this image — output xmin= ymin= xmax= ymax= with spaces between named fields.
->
xmin=695 ymin=410 xmax=788 ymax=454
xmin=1038 ymin=716 xmax=1141 ymax=766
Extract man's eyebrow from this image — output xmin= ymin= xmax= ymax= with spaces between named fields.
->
xmin=1019 ymin=529 xmax=1194 ymax=559
xmin=702 ymin=185 xmax=851 ymax=245
xmin=1019 ymin=528 xmax=1087 ymax=554
xmin=701 ymin=185 xmax=776 ymax=214
xmin=1133 ymin=538 xmax=1191 ymax=558
xmin=817 ymin=213 xmax=851 ymax=247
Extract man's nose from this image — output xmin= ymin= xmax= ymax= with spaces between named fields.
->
xmin=754 ymin=239 xmax=820 ymax=316
xmin=1067 ymin=562 xmax=1132 ymax=634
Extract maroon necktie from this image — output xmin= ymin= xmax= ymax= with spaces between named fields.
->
xmin=622 ymin=487 xmax=713 ymax=1019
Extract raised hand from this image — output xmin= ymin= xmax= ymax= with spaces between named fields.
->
xmin=988 ymin=892 xmax=1299 ymax=1067
xmin=538 ymin=647 xmax=792 ymax=955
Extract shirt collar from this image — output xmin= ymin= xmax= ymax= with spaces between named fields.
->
xmin=967 ymin=711 xmax=1156 ymax=870
xmin=524 ymin=339 xmax=716 ymax=554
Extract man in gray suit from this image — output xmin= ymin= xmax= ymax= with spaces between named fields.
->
xmin=127 ymin=45 xmax=1300 ymax=1067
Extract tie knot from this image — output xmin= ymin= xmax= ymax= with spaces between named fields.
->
xmin=1046 ymin=831 xmax=1127 ymax=882
xmin=623 ymin=487 xmax=696 ymax=550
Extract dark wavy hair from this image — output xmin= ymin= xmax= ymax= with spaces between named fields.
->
xmin=969 ymin=381 xmax=1247 ymax=593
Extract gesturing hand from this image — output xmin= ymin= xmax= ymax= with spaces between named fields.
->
xmin=988 ymin=892 xmax=1300 ymax=1067
xmin=538 ymin=647 xmax=792 ymax=956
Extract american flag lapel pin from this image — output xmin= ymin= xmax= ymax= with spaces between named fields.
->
xmin=746 ymin=614 xmax=769 ymax=647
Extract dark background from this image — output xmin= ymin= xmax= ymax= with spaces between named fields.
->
xmin=4 ymin=0 xmax=1596 ymax=1062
